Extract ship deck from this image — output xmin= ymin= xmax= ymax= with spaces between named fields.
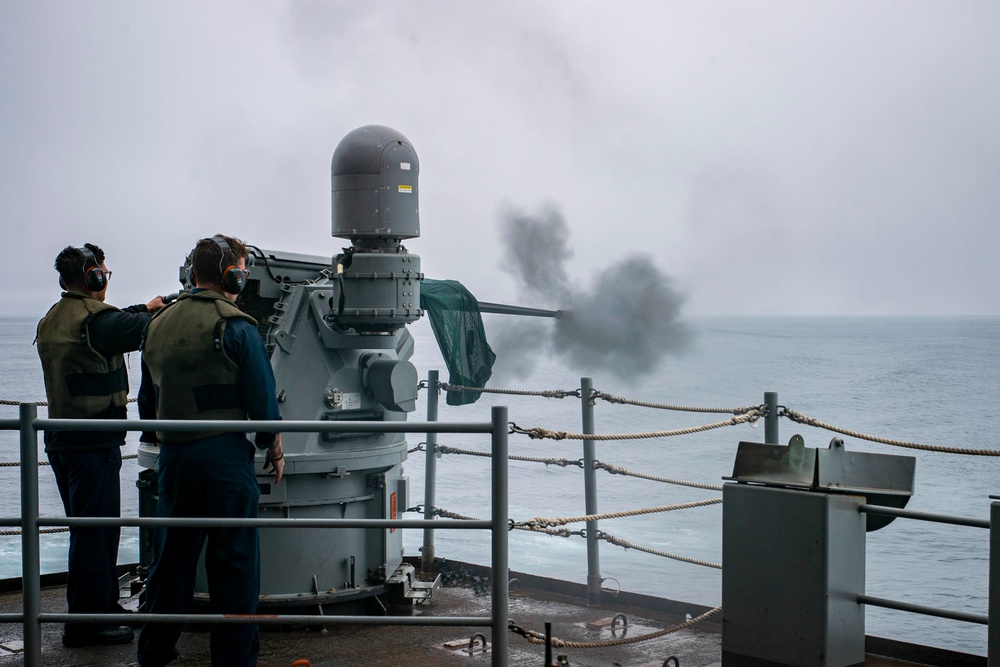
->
xmin=0 ymin=583 xmax=719 ymax=667
xmin=0 ymin=563 xmax=986 ymax=666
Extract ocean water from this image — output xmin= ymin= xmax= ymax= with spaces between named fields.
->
xmin=1 ymin=314 xmax=998 ymax=656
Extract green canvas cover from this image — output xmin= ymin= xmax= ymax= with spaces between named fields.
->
xmin=420 ymin=279 xmax=496 ymax=405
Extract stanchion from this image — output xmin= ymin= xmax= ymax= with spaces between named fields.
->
xmin=581 ymin=377 xmax=602 ymax=605
xmin=764 ymin=391 xmax=779 ymax=444
xmin=421 ymin=370 xmax=440 ymax=575
xmin=491 ymin=406 xmax=509 ymax=667
xmin=20 ymin=403 xmax=41 ymax=667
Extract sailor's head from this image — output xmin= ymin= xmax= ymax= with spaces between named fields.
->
xmin=189 ymin=234 xmax=250 ymax=300
xmin=54 ymin=243 xmax=110 ymax=298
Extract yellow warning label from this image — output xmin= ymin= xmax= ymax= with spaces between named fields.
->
xmin=390 ymin=492 xmax=398 ymax=533
xmin=398 ymin=185 xmax=412 ymax=194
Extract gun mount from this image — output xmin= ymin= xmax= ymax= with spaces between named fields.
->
xmin=138 ymin=126 xmax=430 ymax=609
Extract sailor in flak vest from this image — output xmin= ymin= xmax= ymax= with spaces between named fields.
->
xmin=35 ymin=243 xmax=166 ymax=647
xmin=136 ymin=235 xmax=283 ymax=667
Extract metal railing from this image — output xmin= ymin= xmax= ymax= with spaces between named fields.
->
xmin=858 ymin=502 xmax=993 ymax=626
xmin=6 ymin=378 xmax=1000 ymax=662
xmin=418 ymin=378 xmax=1000 ymax=661
xmin=2 ymin=402 xmax=510 ymax=667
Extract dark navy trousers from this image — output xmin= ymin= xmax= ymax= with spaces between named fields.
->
xmin=47 ymin=447 xmax=123 ymax=637
xmin=137 ymin=436 xmax=261 ymax=667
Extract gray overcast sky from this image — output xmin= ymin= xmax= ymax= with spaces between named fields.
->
xmin=2 ymin=1 xmax=998 ymax=317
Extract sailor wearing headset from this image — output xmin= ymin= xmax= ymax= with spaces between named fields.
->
xmin=137 ymin=234 xmax=283 ymax=667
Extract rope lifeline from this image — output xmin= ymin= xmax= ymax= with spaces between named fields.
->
xmin=510 ymin=605 xmax=721 ymax=648
xmin=430 ymin=508 xmax=585 ymax=538
xmin=1 ymin=398 xmax=138 ymax=407
xmin=599 ymin=531 xmax=722 ymax=569
xmin=514 ymin=497 xmax=722 ymax=530
xmin=591 ymin=391 xmax=758 ymax=415
xmin=782 ymin=408 xmax=1000 ymax=456
xmin=0 ymin=453 xmax=139 ymax=468
xmin=509 ymin=409 xmax=762 ymax=441
xmin=439 ymin=383 xmax=581 ymax=399
xmin=433 ymin=446 xmax=718 ymax=489
xmin=0 ymin=527 xmax=70 ymax=537
xmin=595 ymin=462 xmax=723 ymax=492
xmin=435 ymin=445 xmax=584 ymax=468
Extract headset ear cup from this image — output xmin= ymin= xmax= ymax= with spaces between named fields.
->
xmin=84 ymin=266 xmax=106 ymax=291
xmin=221 ymin=265 xmax=245 ymax=294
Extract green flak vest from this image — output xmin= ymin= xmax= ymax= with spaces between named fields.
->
xmin=142 ymin=290 xmax=257 ymax=443
xmin=35 ymin=292 xmax=129 ymax=419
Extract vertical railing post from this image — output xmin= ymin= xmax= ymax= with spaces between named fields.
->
xmin=764 ymin=391 xmax=779 ymax=445
xmin=581 ymin=377 xmax=602 ymax=605
xmin=989 ymin=496 xmax=1000 ymax=666
xmin=421 ymin=370 xmax=440 ymax=576
xmin=20 ymin=403 xmax=41 ymax=667
xmin=491 ymin=406 xmax=509 ymax=667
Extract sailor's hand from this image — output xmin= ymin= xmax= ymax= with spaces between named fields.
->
xmin=264 ymin=435 xmax=284 ymax=485
xmin=146 ymin=296 xmax=167 ymax=313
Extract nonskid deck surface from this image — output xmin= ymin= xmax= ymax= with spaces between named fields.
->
xmin=0 ymin=581 xmax=723 ymax=667
xmin=0 ymin=582 xmax=973 ymax=667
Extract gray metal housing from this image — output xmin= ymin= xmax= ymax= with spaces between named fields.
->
xmin=723 ymin=483 xmax=866 ymax=667
xmin=332 ymin=125 xmax=419 ymax=243
xmin=244 ymin=249 xmax=417 ymax=603
xmin=139 ymin=247 xmax=422 ymax=607
xmin=722 ymin=435 xmax=916 ymax=666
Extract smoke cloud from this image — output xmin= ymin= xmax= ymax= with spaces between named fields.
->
xmin=491 ymin=206 xmax=691 ymax=381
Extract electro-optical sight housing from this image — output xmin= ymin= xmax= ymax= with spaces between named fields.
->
xmin=329 ymin=125 xmax=422 ymax=333
xmin=332 ymin=124 xmax=420 ymax=245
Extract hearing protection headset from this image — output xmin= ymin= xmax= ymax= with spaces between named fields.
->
xmin=78 ymin=246 xmax=107 ymax=292
xmin=211 ymin=236 xmax=249 ymax=294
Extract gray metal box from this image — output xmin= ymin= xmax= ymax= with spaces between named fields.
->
xmin=722 ymin=483 xmax=866 ymax=667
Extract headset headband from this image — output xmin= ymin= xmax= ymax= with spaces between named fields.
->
xmin=79 ymin=246 xmax=97 ymax=268
xmin=212 ymin=236 xmax=233 ymax=259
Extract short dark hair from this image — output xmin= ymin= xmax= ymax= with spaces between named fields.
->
xmin=190 ymin=234 xmax=248 ymax=288
xmin=54 ymin=243 xmax=104 ymax=290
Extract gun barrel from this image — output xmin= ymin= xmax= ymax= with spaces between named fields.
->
xmin=477 ymin=301 xmax=565 ymax=319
